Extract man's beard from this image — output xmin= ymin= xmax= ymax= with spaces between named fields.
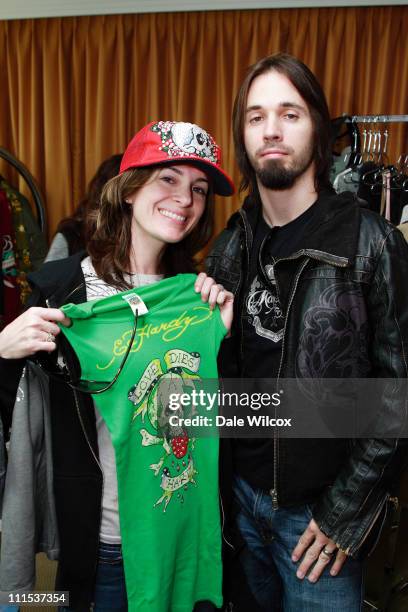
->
xmin=253 ymin=143 xmax=315 ymax=190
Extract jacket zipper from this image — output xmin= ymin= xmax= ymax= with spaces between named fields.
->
xmin=269 ymin=258 xmax=310 ymax=509
xmin=46 ymin=282 xmax=85 ymax=308
xmin=64 ymin=282 xmax=85 ymax=302
xmin=352 ymin=494 xmax=389 ymax=555
xmin=350 ymin=493 xmax=398 ymax=556
xmin=238 ymin=209 xmax=252 ymax=369
xmin=219 ymin=492 xmax=234 ymax=550
xmin=274 ymin=249 xmax=349 ymax=268
xmin=257 ymin=234 xmax=278 ymax=508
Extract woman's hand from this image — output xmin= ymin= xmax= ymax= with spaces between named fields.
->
xmin=0 ymin=307 xmax=71 ymax=359
xmin=195 ymin=272 xmax=234 ymax=333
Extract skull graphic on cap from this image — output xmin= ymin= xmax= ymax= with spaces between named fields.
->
xmin=151 ymin=121 xmax=219 ymax=163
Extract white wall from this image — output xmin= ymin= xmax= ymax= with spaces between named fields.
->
xmin=0 ymin=0 xmax=406 ymax=21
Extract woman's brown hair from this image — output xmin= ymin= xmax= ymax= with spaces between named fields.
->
xmin=87 ymin=166 xmax=215 ymax=290
xmin=56 ymin=154 xmax=122 ymax=254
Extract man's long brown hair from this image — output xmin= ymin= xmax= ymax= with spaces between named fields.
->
xmin=87 ymin=166 xmax=214 ymax=290
xmin=232 ymin=53 xmax=332 ymax=195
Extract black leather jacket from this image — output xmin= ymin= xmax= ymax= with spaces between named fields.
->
xmin=206 ymin=189 xmax=408 ymax=557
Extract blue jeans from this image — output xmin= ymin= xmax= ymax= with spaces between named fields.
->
xmin=92 ymin=542 xmax=127 ymax=611
xmin=60 ymin=542 xmax=127 ymax=612
xmin=59 ymin=542 xmax=216 ymax=611
xmin=233 ymin=475 xmax=364 ymax=612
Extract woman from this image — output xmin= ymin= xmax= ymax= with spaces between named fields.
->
xmin=0 ymin=120 xmax=234 ymax=612
xmin=45 ymin=153 xmax=123 ymax=262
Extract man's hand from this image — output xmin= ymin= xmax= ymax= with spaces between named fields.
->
xmin=291 ymin=518 xmax=347 ymax=583
xmin=195 ymin=272 xmax=234 ymax=333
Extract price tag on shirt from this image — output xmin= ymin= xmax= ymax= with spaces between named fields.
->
xmin=122 ymin=292 xmax=149 ymax=315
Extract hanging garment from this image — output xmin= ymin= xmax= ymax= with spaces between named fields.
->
xmin=0 ymin=399 xmax=5 ymax=514
xmin=0 ymin=191 xmax=21 ymax=328
xmin=333 ymin=167 xmax=360 ymax=195
xmin=356 ymin=164 xmax=404 ymax=224
xmin=0 ymin=269 xmax=3 ymax=328
xmin=330 ymin=147 xmax=350 ymax=185
xmin=0 ymin=363 xmax=59 ymax=596
xmin=0 ymin=178 xmax=47 ymax=285
xmin=400 ymin=195 xmax=408 ymax=225
xmin=59 ymin=274 xmax=226 ymax=612
xmin=397 ymin=223 xmax=408 ymax=243
xmin=0 ymin=184 xmax=30 ymax=303
xmin=357 ymin=162 xmax=382 ymax=214
xmin=44 ymin=232 xmax=69 ymax=262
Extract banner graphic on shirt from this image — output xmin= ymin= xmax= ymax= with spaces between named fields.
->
xmin=128 ymin=349 xmax=201 ymax=510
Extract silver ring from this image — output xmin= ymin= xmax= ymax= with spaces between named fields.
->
xmin=321 ymin=547 xmax=335 ymax=558
xmin=46 ymin=332 xmax=55 ymax=343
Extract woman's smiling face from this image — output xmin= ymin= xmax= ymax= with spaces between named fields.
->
xmin=128 ymin=164 xmax=210 ymax=249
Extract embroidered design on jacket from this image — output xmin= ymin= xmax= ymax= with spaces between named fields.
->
xmin=296 ymin=283 xmax=370 ymax=380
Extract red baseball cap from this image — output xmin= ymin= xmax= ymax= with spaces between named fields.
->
xmin=120 ymin=121 xmax=235 ymax=196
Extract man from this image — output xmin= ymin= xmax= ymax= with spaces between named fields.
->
xmin=206 ymin=53 xmax=408 ymax=611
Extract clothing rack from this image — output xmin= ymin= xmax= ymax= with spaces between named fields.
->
xmin=0 ymin=147 xmax=46 ymax=232
xmin=344 ymin=115 xmax=408 ymax=123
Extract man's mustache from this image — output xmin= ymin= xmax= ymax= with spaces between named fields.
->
xmin=256 ymin=145 xmax=293 ymax=156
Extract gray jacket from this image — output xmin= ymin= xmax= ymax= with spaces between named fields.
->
xmin=0 ymin=362 xmax=59 ymax=597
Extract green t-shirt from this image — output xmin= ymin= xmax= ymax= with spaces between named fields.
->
xmin=60 ymin=274 xmax=226 ymax=612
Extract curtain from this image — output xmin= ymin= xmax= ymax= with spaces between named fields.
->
xmin=0 ymin=6 xmax=407 ymax=240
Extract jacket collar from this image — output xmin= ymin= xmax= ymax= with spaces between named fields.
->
xmin=239 ymin=188 xmax=362 ymax=267
xmin=28 ymin=250 xmax=87 ymax=306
